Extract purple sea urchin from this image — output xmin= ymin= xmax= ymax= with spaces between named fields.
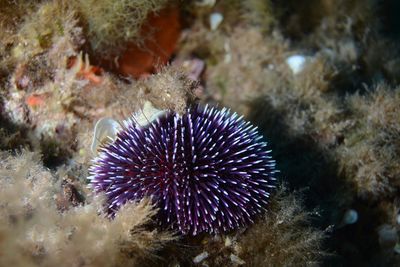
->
xmin=89 ymin=105 xmax=277 ymax=235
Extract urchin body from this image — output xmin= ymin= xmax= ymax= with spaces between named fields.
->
xmin=89 ymin=105 xmax=276 ymax=235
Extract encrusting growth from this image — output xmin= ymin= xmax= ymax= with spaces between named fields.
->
xmin=0 ymin=150 xmax=173 ymax=267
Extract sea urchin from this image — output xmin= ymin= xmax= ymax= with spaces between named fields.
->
xmin=89 ymin=105 xmax=277 ymax=235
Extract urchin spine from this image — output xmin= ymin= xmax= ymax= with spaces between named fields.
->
xmin=89 ymin=105 xmax=277 ymax=235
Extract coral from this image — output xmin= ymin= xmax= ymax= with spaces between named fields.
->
xmin=6 ymin=16 xmax=111 ymax=166
xmin=0 ymin=150 xmax=173 ymax=267
xmin=185 ymin=188 xmax=326 ymax=267
xmin=241 ymin=0 xmax=275 ymax=33
xmin=89 ymin=105 xmax=277 ymax=235
xmin=73 ymin=0 xmax=168 ymax=57
xmin=114 ymin=67 xmax=197 ymax=117
xmin=275 ymin=0 xmax=400 ymax=88
xmin=205 ymin=27 xmax=289 ymax=116
xmin=275 ymin=0 xmax=377 ymax=40
xmin=237 ymin=189 xmax=326 ymax=266
xmin=5 ymin=0 xmax=85 ymax=130
xmin=338 ymin=83 xmax=400 ymax=199
xmin=12 ymin=1 xmax=82 ymax=65
xmin=0 ymin=0 xmax=37 ymax=84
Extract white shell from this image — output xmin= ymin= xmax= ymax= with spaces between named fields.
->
xmin=286 ymin=54 xmax=307 ymax=74
xmin=230 ymin=254 xmax=245 ymax=265
xmin=210 ymin=12 xmax=223 ymax=31
xmin=125 ymin=101 xmax=167 ymax=128
xmin=343 ymin=209 xmax=358 ymax=225
xmin=91 ymin=102 xmax=166 ymax=154
xmin=193 ymin=252 xmax=209 ymax=263
xmin=91 ymin=117 xmax=122 ymax=154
